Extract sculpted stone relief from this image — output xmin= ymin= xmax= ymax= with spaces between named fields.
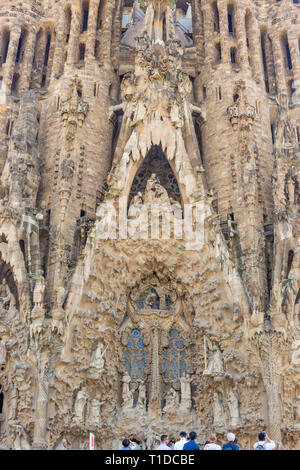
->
xmin=109 ymin=28 xmax=205 ymax=204
xmin=0 ymin=0 xmax=300 ymax=452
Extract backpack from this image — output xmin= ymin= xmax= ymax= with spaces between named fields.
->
xmin=222 ymin=442 xmax=239 ymax=450
xmin=255 ymin=444 xmax=265 ymax=450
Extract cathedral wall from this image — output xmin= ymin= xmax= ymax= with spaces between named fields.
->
xmin=0 ymin=0 xmax=300 ymax=451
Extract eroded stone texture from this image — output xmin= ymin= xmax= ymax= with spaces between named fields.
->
xmin=0 ymin=0 xmax=299 ymax=450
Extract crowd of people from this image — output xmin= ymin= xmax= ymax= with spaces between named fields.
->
xmin=120 ymin=431 xmax=276 ymax=451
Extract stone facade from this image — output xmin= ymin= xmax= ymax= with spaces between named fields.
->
xmin=0 ymin=0 xmax=299 ymax=450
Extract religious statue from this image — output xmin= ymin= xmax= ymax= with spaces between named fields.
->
xmin=12 ymin=424 xmax=31 ymax=450
xmin=0 ymin=279 xmax=16 ymax=311
xmin=60 ymin=154 xmax=75 ymax=185
xmin=180 ymin=373 xmax=192 ymax=410
xmin=213 ymin=392 xmax=225 ymax=427
xmin=144 ymin=290 xmax=159 ymax=309
xmin=243 ymin=154 xmax=256 ymax=190
xmin=130 ymin=191 xmax=143 ymax=207
xmin=73 ymin=388 xmax=88 ymax=425
xmin=7 ymin=385 xmax=18 ymax=423
xmin=122 ymin=372 xmax=134 ymax=409
xmin=274 ymin=94 xmax=297 ymax=156
xmin=137 ymin=381 xmax=147 ymax=411
xmin=286 ymin=175 xmax=296 ymax=207
xmin=33 ymin=275 xmax=45 ymax=307
xmin=88 ymin=398 xmax=103 ymax=428
xmin=144 ymin=173 xmax=170 ymax=205
xmin=227 ymin=390 xmax=240 ymax=427
xmin=51 ymin=283 xmax=65 ymax=335
xmin=55 ymin=438 xmax=69 ymax=450
xmin=0 ymin=338 xmax=6 ymax=366
xmin=163 ymin=387 xmax=179 ymax=413
xmin=204 ymin=346 xmax=225 ymax=380
xmin=89 ymin=342 xmax=106 ymax=377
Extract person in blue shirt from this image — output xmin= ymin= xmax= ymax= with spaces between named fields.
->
xmin=183 ymin=432 xmax=200 ymax=450
xmin=222 ymin=433 xmax=240 ymax=450
xmin=120 ymin=438 xmax=136 ymax=450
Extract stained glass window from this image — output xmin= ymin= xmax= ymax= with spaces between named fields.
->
xmin=163 ymin=329 xmax=187 ymax=381
xmin=124 ymin=329 xmax=147 ymax=379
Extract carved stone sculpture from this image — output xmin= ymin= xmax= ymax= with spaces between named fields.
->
xmin=213 ymin=392 xmax=225 ymax=428
xmin=73 ymin=389 xmax=88 ymax=426
xmin=227 ymin=390 xmax=240 ymax=427
xmin=180 ymin=373 xmax=192 ymax=410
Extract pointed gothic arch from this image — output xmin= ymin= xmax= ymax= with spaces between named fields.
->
xmin=127 ymin=145 xmax=183 ymax=207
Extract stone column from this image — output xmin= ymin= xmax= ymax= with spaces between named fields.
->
xmin=202 ymin=2 xmax=215 ymax=63
xmin=86 ymin=0 xmax=99 ymax=59
xmin=264 ymin=32 xmax=277 ymax=95
xmin=248 ymin=16 xmax=264 ymax=83
xmin=99 ymin=0 xmax=115 ymax=64
xmin=192 ymin=0 xmax=204 ymax=63
xmin=20 ymin=29 xmax=36 ymax=92
xmin=51 ymin=13 xmax=66 ymax=78
xmin=148 ymin=325 xmax=161 ymax=419
xmin=234 ymin=5 xmax=248 ymax=69
xmin=66 ymin=1 xmax=82 ymax=65
xmin=218 ymin=0 xmax=230 ymax=63
xmin=31 ymin=30 xmax=47 ymax=89
xmin=288 ymin=34 xmax=300 ymax=85
xmin=3 ymin=25 xmax=21 ymax=94
xmin=257 ymin=333 xmax=282 ymax=447
xmin=33 ymin=377 xmax=49 ymax=449
xmin=270 ymin=31 xmax=288 ymax=95
xmin=111 ymin=0 xmax=122 ymax=69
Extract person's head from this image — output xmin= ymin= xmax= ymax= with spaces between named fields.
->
xmin=161 ymin=434 xmax=168 ymax=444
xmin=122 ymin=438 xmax=130 ymax=448
xmin=179 ymin=431 xmax=187 ymax=439
xmin=258 ymin=432 xmax=266 ymax=442
xmin=189 ymin=431 xmax=197 ymax=441
xmin=209 ymin=434 xmax=217 ymax=443
xmin=227 ymin=432 xmax=235 ymax=442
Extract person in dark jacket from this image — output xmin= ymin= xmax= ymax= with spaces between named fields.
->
xmin=222 ymin=433 xmax=240 ymax=450
xmin=183 ymin=432 xmax=200 ymax=450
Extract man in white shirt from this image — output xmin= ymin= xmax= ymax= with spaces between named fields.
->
xmin=156 ymin=434 xmax=171 ymax=450
xmin=174 ymin=432 xmax=187 ymax=450
xmin=203 ymin=434 xmax=222 ymax=450
xmin=253 ymin=432 xmax=276 ymax=450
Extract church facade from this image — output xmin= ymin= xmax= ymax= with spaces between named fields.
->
xmin=0 ymin=0 xmax=299 ymax=450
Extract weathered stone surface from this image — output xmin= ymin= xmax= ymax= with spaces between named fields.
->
xmin=0 ymin=0 xmax=299 ymax=450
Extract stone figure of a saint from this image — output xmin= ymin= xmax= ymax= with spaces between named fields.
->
xmin=8 ymin=385 xmax=18 ymax=423
xmin=122 ymin=372 xmax=134 ymax=409
xmin=180 ymin=373 xmax=192 ymax=410
xmin=73 ymin=388 xmax=88 ymax=425
xmin=206 ymin=347 xmax=225 ymax=377
xmin=137 ymin=381 xmax=147 ymax=410
xmin=227 ymin=390 xmax=240 ymax=427
xmin=163 ymin=387 xmax=179 ymax=413
xmin=90 ymin=342 xmax=106 ymax=373
xmin=213 ymin=392 xmax=225 ymax=427
xmin=88 ymin=399 xmax=102 ymax=428
xmin=60 ymin=154 xmax=75 ymax=185
xmin=0 ymin=338 xmax=6 ymax=366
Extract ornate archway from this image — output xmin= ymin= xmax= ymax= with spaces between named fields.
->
xmin=128 ymin=145 xmax=182 ymax=207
